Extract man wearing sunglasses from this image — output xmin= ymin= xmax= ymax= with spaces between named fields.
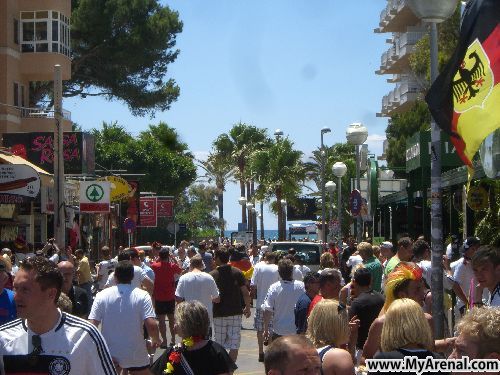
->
xmin=0 ymin=256 xmax=116 ymax=374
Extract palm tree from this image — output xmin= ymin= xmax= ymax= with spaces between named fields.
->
xmin=251 ymin=137 xmax=305 ymax=240
xmin=198 ymin=152 xmax=235 ymax=238
xmin=213 ymin=123 xmax=268 ymax=225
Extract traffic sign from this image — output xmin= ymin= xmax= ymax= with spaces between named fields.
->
xmin=80 ymin=181 xmax=110 ymax=212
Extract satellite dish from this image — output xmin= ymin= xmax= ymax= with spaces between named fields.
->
xmin=479 ymin=128 xmax=500 ymax=179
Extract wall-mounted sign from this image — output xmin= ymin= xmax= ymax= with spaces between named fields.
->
xmin=157 ymin=198 xmax=174 ymax=217
xmin=98 ymin=176 xmax=131 ymax=202
xmin=467 ymin=186 xmax=489 ymax=211
xmin=79 ymin=181 xmax=110 ymax=213
xmin=139 ymin=197 xmax=157 ymax=227
xmin=3 ymin=132 xmax=95 ymax=175
xmin=0 ymin=164 xmax=40 ymax=200
xmin=349 ymin=189 xmax=362 ymax=217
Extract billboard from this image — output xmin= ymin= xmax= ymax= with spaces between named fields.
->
xmin=157 ymin=198 xmax=174 ymax=217
xmin=139 ymin=196 xmax=157 ymax=227
xmin=286 ymin=198 xmax=318 ymax=221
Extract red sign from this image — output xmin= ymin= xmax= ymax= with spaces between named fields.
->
xmin=349 ymin=189 xmax=362 ymax=217
xmin=139 ymin=197 xmax=157 ymax=227
xmin=157 ymin=198 xmax=173 ymax=217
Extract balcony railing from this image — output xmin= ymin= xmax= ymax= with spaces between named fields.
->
xmin=376 ymin=0 xmax=420 ymax=33
xmin=20 ymin=107 xmax=72 ymax=121
xmin=380 ymin=78 xmax=421 ymax=116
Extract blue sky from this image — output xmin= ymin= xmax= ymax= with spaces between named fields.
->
xmin=66 ymin=0 xmax=391 ymax=230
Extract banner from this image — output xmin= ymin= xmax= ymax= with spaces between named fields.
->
xmin=139 ymin=197 xmax=157 ymax=227
xmin=79 ymin=181 xmax=110 ymax=213
xmin=426 ymin=0 xmax=500 ymax=168
xmin=157 ymin=198 xmax=173 ymax=217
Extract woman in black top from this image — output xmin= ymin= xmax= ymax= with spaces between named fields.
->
xmin=151 ymin=300 xmax=236 ymax=375
xmin=370 ymin=298 xmax=448 ymax=375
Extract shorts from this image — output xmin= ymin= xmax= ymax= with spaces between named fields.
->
xmin=253 ymin=308 xmax=273 ymax=332
xmin=155 ymin=300 xmax=175 ymax=315
xmin=213 ymin=315 xmax=242 ymax=350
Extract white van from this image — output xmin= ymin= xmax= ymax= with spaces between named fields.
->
xmin=267 ymin=241 xmax=323 ymax=272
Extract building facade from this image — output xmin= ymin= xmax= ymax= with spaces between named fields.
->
xmin=0 ymin=0 xmax=72 ymax=136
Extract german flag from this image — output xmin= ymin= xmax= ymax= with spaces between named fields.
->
xmin=426 ymin=0 xmax=500 ymax=167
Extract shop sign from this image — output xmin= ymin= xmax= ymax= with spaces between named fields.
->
xmin=79 ymin=181 xmax=110 ymax=213
xmin=98 ymin=176 xmax=131 ymax=202
xmin=349 ymin=189 xmax=362 ymax=217
xmin=0 ymin=165 xmax=40 ymax=200
xmin=139 ymin=197 xmax=157 ymax=227
xmin=3 ymin=132 xmax=95 ymax=175
xmin=406 ymin=131 xmax=462 ymax=172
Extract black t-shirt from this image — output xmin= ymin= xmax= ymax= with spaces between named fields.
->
xmin=371 ymin=349 xmax=448 ymax=375
xmin=349 ymin=290 xmax=385 ymax=349
xmin=183 ymin=340 xmax=237 ymax=374
xmin=340 ymin=247 xmax=354 ymax=282
xmin=210 ymin=264 xmax=246 ymax=318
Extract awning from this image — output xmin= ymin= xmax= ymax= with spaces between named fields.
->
xmin=0 ymin=149 xmax=53 ymax=186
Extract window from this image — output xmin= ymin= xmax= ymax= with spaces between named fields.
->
xmin=13 ymin=83 xmax=19 ymax=107
xmin=20 ymin=10 xmax=70 ymax=56
xmin=14 ymin=19 xmax=19 ymax=44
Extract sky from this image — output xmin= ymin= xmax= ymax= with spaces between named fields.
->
xmin=65 ymin=0 xmax=391 ymax=231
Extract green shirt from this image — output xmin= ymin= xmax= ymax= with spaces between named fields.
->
xmin=384 ymin=255 xmax=400 ymax=277
xmin=363 ymin=256 xmax=384 ymax=292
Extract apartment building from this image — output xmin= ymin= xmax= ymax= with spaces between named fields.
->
xmin=0 ymin=0 xmax=72 ymax=137
xmin=375 ymin=0 xmax=426 ymax=117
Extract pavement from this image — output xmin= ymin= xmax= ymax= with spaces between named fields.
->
xmin=153 ymin=306 xmax=265 ymax=374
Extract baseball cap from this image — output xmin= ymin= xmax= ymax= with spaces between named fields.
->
xmin=463 ymin=237 xmax=480 ymax=250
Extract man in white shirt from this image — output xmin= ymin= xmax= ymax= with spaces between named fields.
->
xmin=0 ymin=256 xmax=116 ymax=374
xmin=472 ymin=246 xmax=500 ymax=307
xmin=96 ymin=246 xmax=117 ymax=291
xmin=105 ymin=250 xmax=153 ymax=293
xmin=451 ymin=237 xmax=481 ymax=314
xmin=89 ymin=261 xmax=160 ymax=374
xmin=250 ymin=251 xmax=280 ymax=362
xmin=175 ymin=254 xmax=220 ymax=322
xmin=263 ymin=259 xmax=305 ymax=343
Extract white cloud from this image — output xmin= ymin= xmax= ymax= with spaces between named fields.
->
xmin=367 ymin=134 xmax=386 ymax=142
xmin=192 ymin=150 xmax=210 ymax=161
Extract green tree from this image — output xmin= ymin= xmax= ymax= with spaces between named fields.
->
xmin=92 ymin=121 xmax=196 ymax=196
xmin=198 ymin=152 xmax=236 ymax=237
xmin=33 ymin=0 xmax=182 ymax=116
xmin=175 ymin=184 xmax=221 ymax=239
xmin=250 ymin=138 xmax=305 ymax=240
xmin=213 ymin=123 xmax=269 ymax=224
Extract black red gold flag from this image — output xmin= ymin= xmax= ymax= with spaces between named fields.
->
xmin=425 ymin=0 xmax=500 ymax=167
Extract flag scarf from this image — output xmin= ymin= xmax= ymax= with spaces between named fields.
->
xmin=425 ymin=0 xmax=500 ymax=167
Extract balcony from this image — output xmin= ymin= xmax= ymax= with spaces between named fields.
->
xmin=377 ymin=78 xmax=421 ymax=117
xmin=375 ymin=0 xmax=420 ymax=33
xmin=1 ymin=106 xmax=73 ymax=133
xmin=376 ymin=29 xmax=426 ymax=75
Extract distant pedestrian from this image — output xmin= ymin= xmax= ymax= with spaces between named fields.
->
xmin=472 ymin=246 xmax=499 ymax=307
xmin=0 ymin=259 xmax=16 ymax=324
xmin=57 ymin=261 xmax=90 ymax=318
xmin=295 ymin=272 xmax=320 ymax=334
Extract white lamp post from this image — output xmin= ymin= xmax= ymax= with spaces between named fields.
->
xmin=346 ymin=123 xmax=368 ymax=243
xmin=320 ymin=127 xmax=332 ymax=244
xmin=406 ymin=0 xmax=458 ymax=340
xmin=325 ymin=181 xmax=336 ymax=243
xmin=332 ymin=162 xmax=348 ymax=250
xmin=281 ymin=199 xmax=287 ymax=241
xmin=238 ymin=196 xmax=247 ymax=230
xmin=246 ymin=202 xmax=254 ymax=233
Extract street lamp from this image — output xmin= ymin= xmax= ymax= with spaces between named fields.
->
xmin=325 ymin=181 xmax=336 ymax=243
xmin=406 ymin=0 xmax=458 ymax=340
xmin=274 ymin=129 xmax=284 ymax=141
xmin=238 ymin=196 xmax=247 ymax=230
xmin=246 ymin=201 xmax=254 ymax=234
xmin=346 ymin=122 xmax=368 ymax=243
xmin=320 ymin=127 xmax=332 ymax=244
xmin=281 ymin=199 xmax=287 ymax=241
xmin=332 ymin=161 xmax=347 ymax=250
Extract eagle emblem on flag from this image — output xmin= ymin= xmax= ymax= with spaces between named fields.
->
xmin=452 ymin=39 xmax=494 ymax=113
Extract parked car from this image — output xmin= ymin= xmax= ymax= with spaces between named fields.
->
xmin=267 ymin=242 xmax=323 ymax=272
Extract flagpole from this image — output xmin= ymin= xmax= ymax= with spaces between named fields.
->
xmin=429 ymin=21 xmax=445 ymax=340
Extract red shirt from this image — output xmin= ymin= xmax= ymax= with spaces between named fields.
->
xmin=151 ymin=261 xmax=182 ymax=301
xmin=307 ymin=294 xmax=323 ymax=316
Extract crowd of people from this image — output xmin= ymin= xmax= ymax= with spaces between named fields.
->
xmin=0 ymin=235 xmax=497 ymax=374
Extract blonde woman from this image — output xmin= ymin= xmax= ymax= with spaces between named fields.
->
xmin=373 ymin=298 xmax=445 ymax=375
xmin=320 ymin=252 xmax=335 ymax=270
xmin=307 ymin=299 xmax=357 ymax=375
